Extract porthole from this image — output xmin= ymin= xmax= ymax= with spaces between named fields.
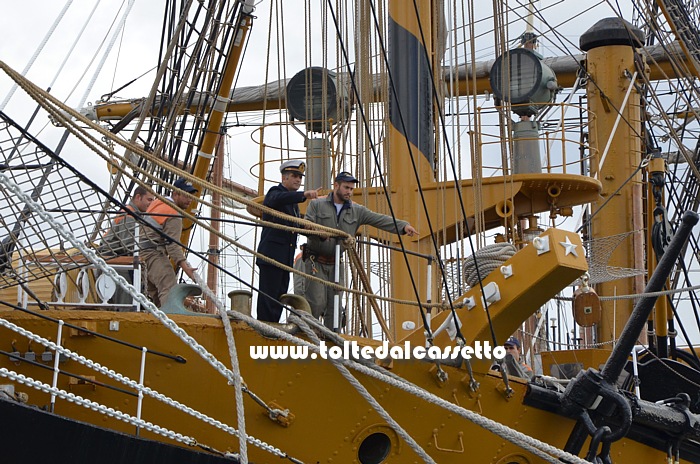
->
xmin=357 ymin=432 xmax=391 ymax=464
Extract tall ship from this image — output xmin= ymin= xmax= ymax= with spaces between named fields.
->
xmin=2 ymin=0 xmax=700 ymax=462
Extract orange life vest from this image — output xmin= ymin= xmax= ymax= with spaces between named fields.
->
xmin=145 ymin=198 xmax=177 ymax=226
xmin=112 ymin=204 xmax=136 ymax=225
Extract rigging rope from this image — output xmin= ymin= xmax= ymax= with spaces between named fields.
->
xmin=193 ymin=273 xmax=249 ymax=464
xmin=0 ymin=315 xmax=277 ymax=456
xmin=0 ymin=171 xmax=298 ymax=462
xmin=0 ymin=0 xmax=73 ymax=111
xmin=229 ymin=308 xmax=591 ymax=464
xmin=0 ymin=367 xmax=211 ymax=449
xmin=77 ymin=0 xmax=137 ymax=109
xmin=463 ymin=242 xmax=517 ymax=287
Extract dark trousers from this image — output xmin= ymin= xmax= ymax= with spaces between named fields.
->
xmin=256 ymin=263 xmax=290 ymax=322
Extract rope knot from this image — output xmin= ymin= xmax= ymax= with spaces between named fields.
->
xmin=342 ymin=236 xmax=356 ymax=249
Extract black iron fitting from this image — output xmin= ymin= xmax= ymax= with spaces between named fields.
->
xmin=670 ymin=393 xmax=700 ymax=438
xmin=562 ymin=368 xmax=633 ymax=441
xmin=558 ymin=211 xmax=700 ymax=458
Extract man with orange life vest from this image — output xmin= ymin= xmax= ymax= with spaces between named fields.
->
xmin=98 ymin=185 xmax=154 ymax=305
xmin=140 ymin=178 xmax=198 ymax=307
xmin=98 ymin=185 xmax=154 ymax=257
xmin=503 ymin=336 xmax=533 ymax=378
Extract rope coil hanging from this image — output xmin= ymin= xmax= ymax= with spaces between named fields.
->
xmin=463 ymin=242 xmax=517 ymax=287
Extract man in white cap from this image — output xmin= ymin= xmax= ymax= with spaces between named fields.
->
xmin=303 ymin=171 xmax=418 ymax=329
xmin=256 ymin=160 xmax=320 ymax=322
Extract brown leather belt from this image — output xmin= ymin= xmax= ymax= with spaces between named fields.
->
xmin=309 ymin=253 xmax=335 ymax=265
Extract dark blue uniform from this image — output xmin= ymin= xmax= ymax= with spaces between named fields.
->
xmin=256 ymin=184 xmax=306 ymax=322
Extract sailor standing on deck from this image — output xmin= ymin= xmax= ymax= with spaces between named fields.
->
xmin=140 ymin=178 xmax=198 ymax=308
xmin=303 ymin=171 xmax=418 ymax=329
xmin=98 ymin=185 xmax=154 ymax=258
xmin=255 ymin=160 xmax=320 ymax=322
xmin=97 ymin=185 xmax=154 ymax=305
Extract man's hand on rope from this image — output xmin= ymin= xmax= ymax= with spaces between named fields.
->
xmin=179 ymin=260 xmax=198 ymax=281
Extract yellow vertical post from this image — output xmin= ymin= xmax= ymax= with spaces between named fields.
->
xmin=581 ymin=18 xmax=645 ymax=344
xmin=205 ymin=134 xmax=225 ymax=313
xmin=388 ymin=1 xmax=437 ymax=340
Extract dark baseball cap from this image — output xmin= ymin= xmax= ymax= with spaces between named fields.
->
xmin=173 ymin=177 xmax=198 ymax=193
xmin=334 ymin=171 xmax=359 ymax=183
xmin=504 ymin=336 xmax=520 ymax=349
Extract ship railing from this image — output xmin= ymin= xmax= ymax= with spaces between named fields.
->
xmin=17 ymin=256 xmax=141 ymax=311
xmin=354 ymin=239 xmax=437 ymax=341
xmin=1 ymin=298 xmax=185 ymax=431
xmin=475 ymin=101 xmax=597 ymax=177
xmin=15 ymin=248 xmax=143 ymax=312
xmin=245 ymin=102 xmax=597 ymax=197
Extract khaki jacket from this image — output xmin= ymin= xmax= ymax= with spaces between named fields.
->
xmin=140 ymin=198 xmax=186 ymax=265
xmin=97 ymin=200 xmax=141 ymax=257
xmin=304 ymin=194 xmax=408 ymax=256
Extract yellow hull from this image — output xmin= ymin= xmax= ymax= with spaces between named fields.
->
xmin=0 ymin=307 xmax=683 ymax=463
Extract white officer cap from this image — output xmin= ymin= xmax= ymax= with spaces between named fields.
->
xmin=280 ymin=160 xmax=306 ymax=175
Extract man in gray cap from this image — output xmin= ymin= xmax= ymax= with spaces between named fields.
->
xmin=303 ymin=171 xmax=418 ymax=329
xmin=256 ymin=160 xmax=320 ymax=322
xmin=140 ymin=177 xmax=199 ymax=307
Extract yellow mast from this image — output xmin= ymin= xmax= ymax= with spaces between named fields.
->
xmin=387 ymin=1 xmax=437 ymax=340
xmin=180 ymin=3 xmax=255 ymax=247
xmin=581 ymin=19 xmax=646 ymax=344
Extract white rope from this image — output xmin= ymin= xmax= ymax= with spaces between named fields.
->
xmin=291 ymin=315 xmax=437 ymax=464
xmin=194 ymin=273 xmax=249 ymax=464
xmin=76 ymin=0 xmax=137 ymax=108
xmin=0 ymin=367 xmax=199 ymax=446
xmin=0 ymin=315 xmax=285 ymax=455
xmin=553 ymin=283 xmax=700 ymax=302
xmin=49 ymin=1 xmax=102 ymax=91
xmin=0 ymin=366 xmax=273 ymax=461
xmin=463 ymin=242 xmax=517 ymax=286
xmin=0 ymin=1 xmax=73 ymax=111
xmin=600 ymin=283 xmax=700 ymax=300
xmin=0 ymin=172 xmax=293 ymax=461
xmin=229 ymin=310 xmax=590 ymax=463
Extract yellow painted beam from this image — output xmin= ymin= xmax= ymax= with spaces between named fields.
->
xmin=399 ymin=228 xmax=588 ymax=369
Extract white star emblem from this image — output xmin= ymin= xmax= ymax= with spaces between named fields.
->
xmin=559 ymin=236 xmax=578 ymax=257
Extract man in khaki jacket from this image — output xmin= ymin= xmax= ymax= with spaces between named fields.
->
xmin=303 ymin=171 xmax=418 ymax=329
